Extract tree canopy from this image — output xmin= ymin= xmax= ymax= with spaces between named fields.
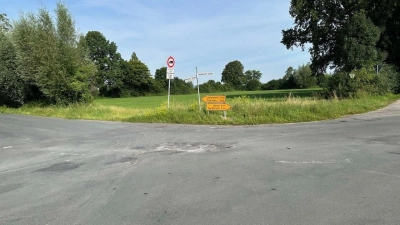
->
xmin=3 ymin=3 xmax=94 ymax=106
xmin=221 ymin=60 xmax=245 ymax=89
xmin=0 ymin=13 xmax=11 ymax=32
xmin=84 ymin=31 xmax=123 ymax=96
xmin=281 ymin=0 xmax=400 ymax=75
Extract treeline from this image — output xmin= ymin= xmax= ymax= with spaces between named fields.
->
xmin=0 ymin=0 xmax=268 ymax=109
xmin=83 ymin=31 xmax=195 ymax=98
xmin=0 ymin=3 xmax=194 ymax=107
xmin=199 ymin=60 xmax=264 ymax=93
xmin=202 ymin=62 xmax=319 ymax=92
xmin=263 ymin=63 xmax=318 ymax=90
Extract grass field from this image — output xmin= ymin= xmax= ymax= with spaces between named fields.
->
xmin=1 ymin=88 xmax=398 ymax=125
xmin=95 ymin=88 xmax=323 ymax=109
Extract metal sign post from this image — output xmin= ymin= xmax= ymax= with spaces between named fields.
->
xmin=196 ymin=67 xmax=201 ymax=111
xmin=195 ymin=68 xmax=214 ymax=111
xmin=168 ymin=79 xmax=171 ymax=109
xmin=167 ymin=56 xmax=175 ymax=109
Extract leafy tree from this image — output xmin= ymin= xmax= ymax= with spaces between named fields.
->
xmin=281 ymin=0 xmax=390 ymax=75
xmin=335 ymin=11 xmax=382 ymax=71
xmin=293 ymin=63 xmax=316 ymax=88
xmin=246 ymin=79 xmax=262 ymax=91
xmin=170 ymin=77 xmax=194 ymax=95
xmin=0 ymin=32 xmax=25 ymax=107
xmin=154 ymin=67 xmax=168 ymax=91
xmin=245 ymin=70 xmax=262 ymax=81
xmin=85 ymin=31 xmax=123 ymax=97
xmin=365 ymin=0 xmax=400 ymax=70
xmin=199 ymin=80 xmax=215 ymax=93
xmin=153 ymin=67 xmax=194 ymax=95
xmin=11 ymin=3 xmax=93 ymax=105
xmin=263 ymin=64 xmax=316 ymax=90
xmin=199 ymin=80 xmax=234 ymax=93
xmin=244 ymin=70 xmax=262 ymax=90
xmin=221 ymin=60 xmax=245 ymax=90
xmin=281 ymin=66 xmax=297 ymax=89
xmin=262 ymin=79 xmax=284 ymax=90
xmin=0 ymin=13 xmax=11 ymax=32
xmin=130 ymin=52 xmax=139 ymax=61
xmin=119 ymin=53 xmax=152 ymax=97
xmin=283 ymin=66 xmax=295 ymax=80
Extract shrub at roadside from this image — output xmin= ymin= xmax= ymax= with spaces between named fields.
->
xmin=323 ymin=65 xmax=400 ymax=99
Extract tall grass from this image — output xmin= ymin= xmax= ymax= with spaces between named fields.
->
xmin=121 ymin=94 xmax=398 ymax=125
xmin=1 ymin=92 xmax=397 ymax=125
xmin=94 ymin=88 xmax=323 ymax=109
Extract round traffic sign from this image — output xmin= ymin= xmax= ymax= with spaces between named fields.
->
xmin=167 ymin=56 xmax=175 ymax=68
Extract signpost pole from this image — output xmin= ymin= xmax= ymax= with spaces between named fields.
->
xmin=197 ymin=67 xmax=201 ymax=111
xmin=168 ymin=79 xmax=171 ymax=109
xmin=166 ymin=56 xmax=175 ymax=110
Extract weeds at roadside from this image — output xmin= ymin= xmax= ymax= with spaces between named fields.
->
xmin=0 ymin=93 xmax=398 ymax=125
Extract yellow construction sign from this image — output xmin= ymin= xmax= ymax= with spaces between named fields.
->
xmin=206 ymin=103 xmax=231 ymax=111
xmin=202 ymin=95 xmax=226 ymax=103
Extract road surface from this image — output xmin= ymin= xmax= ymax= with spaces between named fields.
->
xmin=1 ymin=101 xmax=400 ymax=225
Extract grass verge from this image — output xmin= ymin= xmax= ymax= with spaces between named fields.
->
xmin=0 ymin=93 xmax=398 ymax=125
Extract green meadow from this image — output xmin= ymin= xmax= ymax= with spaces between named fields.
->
xmin=1 ymin=88 xmax=398 ymax=125
xmin=95 ymin=88 xmax=323 ymax=109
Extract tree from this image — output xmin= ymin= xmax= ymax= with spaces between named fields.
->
xmin=335 ymin=11 xmax=382 ymax=71
xmin=293 ymin=63 xmax=316 ymax=88
xmin=221 ymin=60 xmax=245 ymax=90
xmin=154 ymin=67 xmax=168 ymax=91
xmin=0 ymin=13 xmax=24 ymax=107
xmin=0 ymin=32 xmax=25 ymax=107
xmin=280 ymin=66 xmax=297 ymax=88
xmin=245 ymin=70 xmax=262 ymax=81
xmin=281 ymin=0 xmax=392 ymax=75
xmin=262 ymin=79 xmax=284 ymax=90
xmin=244 ymin=70 xmax=262 ymax=90
xmin=130 ymin=52 xmax=139 ymax=61
xmin=0 ymin=13 xmax=11 ymax=32
xmin=199 ymin=80 xmax=234 ymax=93
xmin=85 ymin=31 xmax=123 ymax=97
xmin=11 ymin=2 xmax=93 ymax=105
xmin=246 ymin=79 xmax=262 ymax=91
xmin=119 ymin=53 xmax=153 ymax=97
xmin=283 ymin=66 xmax=295 ymax=80
xmin=170 ymin=77 xmax=194 ymax=95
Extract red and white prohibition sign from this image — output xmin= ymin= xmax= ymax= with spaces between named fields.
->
xmin=167 ymin=56 xmax=175 ymax=68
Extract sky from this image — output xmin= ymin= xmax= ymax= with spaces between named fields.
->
xmin=1 ymin=0 xmax=311 ymax=84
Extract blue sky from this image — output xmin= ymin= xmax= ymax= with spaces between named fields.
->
xmin=1 ymin=0 xmax=311 ymax=84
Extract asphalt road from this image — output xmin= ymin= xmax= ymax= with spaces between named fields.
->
xmin=1 ymin=102 xmax=400 ymax=225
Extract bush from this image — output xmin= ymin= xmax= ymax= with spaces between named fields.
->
xmin=246 ymin=80 xmax=261 ymax=91
xmin=379 ymin=64 xmax=400 ymax=94
xmin=199 ymin=81 xmax=235 ymax=93
xmin=323 ymin=66 xmax=398 ymax=98
xmin=262 ymin=79 xmax=283 ymax=90
xmin=8 ymin=3 xmax=93 ymax=106
xmin=0 ymin=33 xmax=25 ymax=107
